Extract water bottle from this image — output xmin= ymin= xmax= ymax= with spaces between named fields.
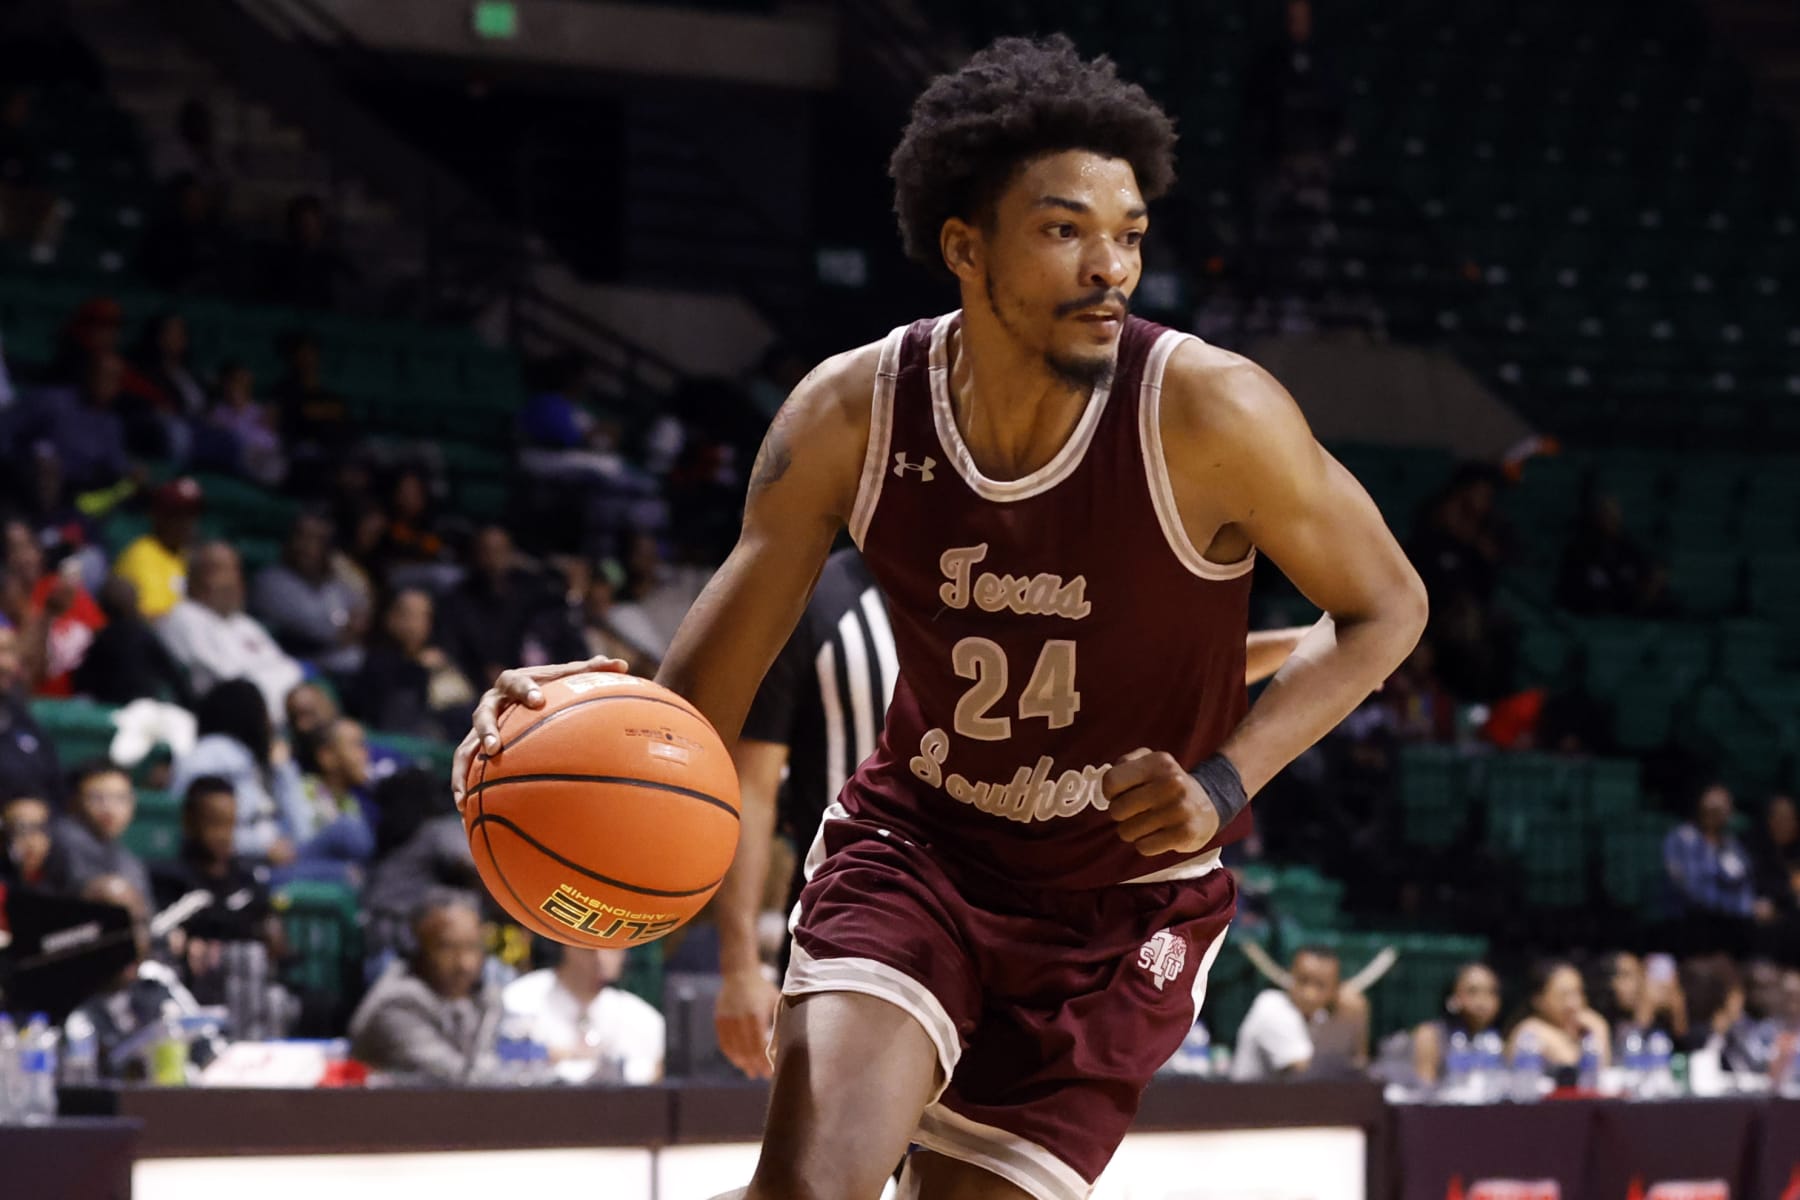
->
xmin=20 ymin=1014 xmax=58 ymax=1123
xmin=61 ymin=1011 xmax=99 ymax=1087
xmin=0 ymin=1015 xmax=19 ymax=1124
xmin=1441 ymin=1031 xmax=1473 ymax=1102
xmin=1576 ymin=1032 xmax=1601 ymax=1093
xmin=1619 ymin=1030 xmax=1647 ymax=1098
xmin=495 ymin=1012 xmax=539 ymax=1085
xmin=1166 ymin=1018 xmax=1212 ymax=1077
xmin=1474 ymin=1030 xmax=1507 ymax=1103
xmin=1642 ymin=1031 xmax=1676 ymax=1099
xmin=1510 ymin=1030 xmax=1546 ymax=1103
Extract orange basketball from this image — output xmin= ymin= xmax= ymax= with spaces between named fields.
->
xmin=462 ymin=672 xmax=740 ymax=948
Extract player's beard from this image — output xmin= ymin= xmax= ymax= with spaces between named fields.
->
xmin=984 ymin=270 xmax=1117 ymax=394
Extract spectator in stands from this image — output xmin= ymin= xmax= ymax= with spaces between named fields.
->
xmin=437 ymin=526 xmax=538 ymax=690
xmin=121 ymin=312 xmax=206 ymax=462
xmin=568 ymin=558 xmax=658 ymax=676
xmin=1233 ymin=946 xmax=1360 ymax=1080
xmin=1681 ymin=955 xmax=1762 ymax=1077
xmin=1556 ymin=492 xmax=1666 ymax=617
xmin=1411 ymin=962 xmax=1502 ymax=1086
xmin=1751 ymin=793 xmax=1800 ymax=916
xmin=271 ymin=332 xmax=352 ymax=493
xmin=354 ymin=588 xmax=474 ymax=739
xmin=207 ymin=362 xmax=285 ymax=487
xmin=74 ymin=576 xmax=196 ymax=706
xmin=374 ymin=466 xmax=447 ymax=574
xmin=1407 ymin=465 xmax=1512 ymax=699
xmin=503 ymin=945 xmax=664 ymax=1084
xmin=1 ymin=792 xmax=52 ymax=889
xmin=1590 ymin=952 xmax=1688 ymax=1060
xmin=264 ymin=195 xmax=356 ymax=311
xmin=610 ymin=532 xmax=702 ymax=662
xmin=349 ymin=889 xmax=501 ymax=1083
xmin=252 ymin=512 xmax=368 ymax=677
xmin=3 ymin=518 xmax=103 ymax=696
xmin=22 ymin=349 xmax=133 ymax=503
xmin=66 ymin=873 xmax=211 ymax=1081
xmin=1507 ymin=959 xmax=1610 ymax=1072
xmin=362 ymin=768 xmax=481 ymax=962
xmin=296 ymin=716 xmax=375 ymax=871
xmin=157 ymin=541 xmax=304 ymax=721
xmin=1665 ymin=781 xmax=1774 ymax=956
xmin=0 ymin=86 xmax=66 ymax=262
xmin=157 ymin=99 xmax=228 ymax=206
xmin=113 ymin=477 xmax=202 ymax=620
xmin=138 ymin=172 xmax=230 ymax=294
xmin=0 ymin=619 xmax=63 ymax=802
xmin=42 ymin=761 xmax=153 ymax=903
xmin=150 ymin=776 xmax=288 ymax=1006
xmin=285 ymin=680 xmax=339 ymax=748
xmin=169 ymin=679 xmax=308 ymax=866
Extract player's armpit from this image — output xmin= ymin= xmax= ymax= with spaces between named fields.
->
xmin=656 ymin=345 xmax=879 ymax=750
xmin=1161 ymin=347 xmax=1428 ymax=797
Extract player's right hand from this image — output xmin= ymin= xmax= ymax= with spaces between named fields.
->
xmin=714 ymin=967 xmax=781 ymax=1079
xmin=451 ymin=655 xmax=631 ymax=810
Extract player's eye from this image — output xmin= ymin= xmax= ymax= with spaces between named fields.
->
xmin=1047 ymin=223 xmax=1078 ymax=239
xmin=1122 ymin=230 xmax=1146 ymax=247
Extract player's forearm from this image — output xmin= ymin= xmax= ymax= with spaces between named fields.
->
xmin=715 ymin=776 xmax=780 ymax=976
xmin=1220 ymin=600 xmax=1424 ymax=796
xmin=1244 ymin=619 xmax=1327 ymax=686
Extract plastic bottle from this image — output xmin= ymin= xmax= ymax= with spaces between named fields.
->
xmin=1168 ymin=1018 xmax=1212 ymax=1077
xmin=0 ymin=1015 xmax=19 ymax=1124
xmin=495 ymin=1012 xmax=537 ymax=1085
xmin=1643 ymin=1031 xmax=1676 ymax=1098
xmin=19 ymin=1014 xmax=57 ymax=1123
xmin=1619 ymin=1029 xmax=1647 ymax=1098
xmin=1474 ymin=1030 xmax=1507 ymax=1103
xmin=1510 ymin=1030 xmax=1546 ymax=1102
xmin=1576 ymin=1032 xmax=1601 ymax=1093
xmin=61 ymin=1011 xmax=99 ymax=1088
xmin=1442 ymin=1031 xmax=1473 ymax=1102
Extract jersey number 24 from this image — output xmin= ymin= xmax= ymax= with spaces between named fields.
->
xmin=952 ymin=638 xmax=1080 ymax=741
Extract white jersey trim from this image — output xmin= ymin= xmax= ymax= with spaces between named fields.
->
xmin=912 ymin=1102 xmax=1092 ymax=1200
xmin=849 ymin=323 xmax=907 ymax=548
xmin=1137 ymin=330 xmax=1257 ymax=581
xmin=1121 ymin=845 xmax=1224 ymax=885
xmin=928 ymin=311 xmax=1113 ymax=503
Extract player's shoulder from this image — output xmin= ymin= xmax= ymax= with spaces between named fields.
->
xmin=1160 ymin=338 xmax=1304 ymax=444
xmin=787 ymin=338 xmax=887 ymax=429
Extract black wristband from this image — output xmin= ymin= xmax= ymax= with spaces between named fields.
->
xmin=1190 ymin=753 xmax=1249 ymax=827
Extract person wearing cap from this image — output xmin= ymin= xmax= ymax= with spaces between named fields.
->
xmin=113 ymin=478 xmax=202 ymax=619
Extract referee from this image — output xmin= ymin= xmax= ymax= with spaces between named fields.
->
xmin=711 ymin=545 xmax=1323 ymax=1078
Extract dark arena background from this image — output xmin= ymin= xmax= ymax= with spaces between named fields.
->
xmin=0 ymin=0 xmax=1797 ymax=1197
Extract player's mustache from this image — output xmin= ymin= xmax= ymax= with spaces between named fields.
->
xmin=1054 ymin=289 xmax=1130 ymax=318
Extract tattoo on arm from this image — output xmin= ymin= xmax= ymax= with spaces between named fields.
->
xmin=748 ymin=398 xmax=803 ymax=497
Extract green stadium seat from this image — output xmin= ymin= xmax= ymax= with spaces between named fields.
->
xmin=274 ymin=880 xmax=365 ymax=1017
xmin=1398 ymin=744 xmax=1470 ymax=849
xmin=28 ymin=697 xmax=119 ymax=767
xmin=1602 ymin=812 xmax=1673 ymax=910
xmin=120 ymin=789 xmax=183 ymax=863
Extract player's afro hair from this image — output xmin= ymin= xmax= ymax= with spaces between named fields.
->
xmin=888 ymin=34 xmax=1178 ymax=276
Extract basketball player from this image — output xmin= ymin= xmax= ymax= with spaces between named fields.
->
xmin=453 ymin=35 xmax=1426 ymax=1199
xmin=712 ymin=541 xmax=1322 ymax=1079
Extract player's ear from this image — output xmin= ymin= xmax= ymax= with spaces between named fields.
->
xmin=940 ymin=217 xmax=981 ymax=283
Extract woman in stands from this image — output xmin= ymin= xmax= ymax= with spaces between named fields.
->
xmin=1507 ymin=958 xmax=1611 ymax=1075
xmin=1411 ymin=961 xmax=1502 ymax=1085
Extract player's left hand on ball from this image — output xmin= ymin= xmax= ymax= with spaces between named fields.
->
xmin=1102 ymin=748 xmax=1221 ymax=857
xmin=450 ymin=655 xmax=631 ymax=809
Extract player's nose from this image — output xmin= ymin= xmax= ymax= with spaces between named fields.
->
xmin=1082 ymin=241 xmax=1130 ymax=291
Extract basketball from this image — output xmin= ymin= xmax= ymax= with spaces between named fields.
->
xmin=461 ymin=672 xmax=741 ymax=948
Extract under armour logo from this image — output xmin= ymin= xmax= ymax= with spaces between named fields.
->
xmin=1136 ymin=929 xmax=1187 ymax=991
xmin=893 ymin=453 xmax=936 ymax=481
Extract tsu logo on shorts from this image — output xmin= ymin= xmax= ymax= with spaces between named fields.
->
xmin=1136 ymin=929 xmax=1187 ymax=991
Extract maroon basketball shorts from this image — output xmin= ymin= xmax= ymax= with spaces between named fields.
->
xmin=782 ymin=806 xmax=1237 ymax=1200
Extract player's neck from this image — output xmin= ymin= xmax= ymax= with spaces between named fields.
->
xmin=947 ymin=315 xmax=1096 ymax=481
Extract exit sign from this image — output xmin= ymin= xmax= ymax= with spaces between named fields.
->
xmin=472 ymin=1 xmax=519 ymax=39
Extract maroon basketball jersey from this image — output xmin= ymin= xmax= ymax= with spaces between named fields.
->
xmin=841 ymin=311 xmax=1254 ymax=890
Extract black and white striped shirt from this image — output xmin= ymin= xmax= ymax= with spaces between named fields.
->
xmin=741 ymin=547 xmax=896 ymax=903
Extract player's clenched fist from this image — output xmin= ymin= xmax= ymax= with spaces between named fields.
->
xmin=1102 ymin=748 xmax=1222 ymax=857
